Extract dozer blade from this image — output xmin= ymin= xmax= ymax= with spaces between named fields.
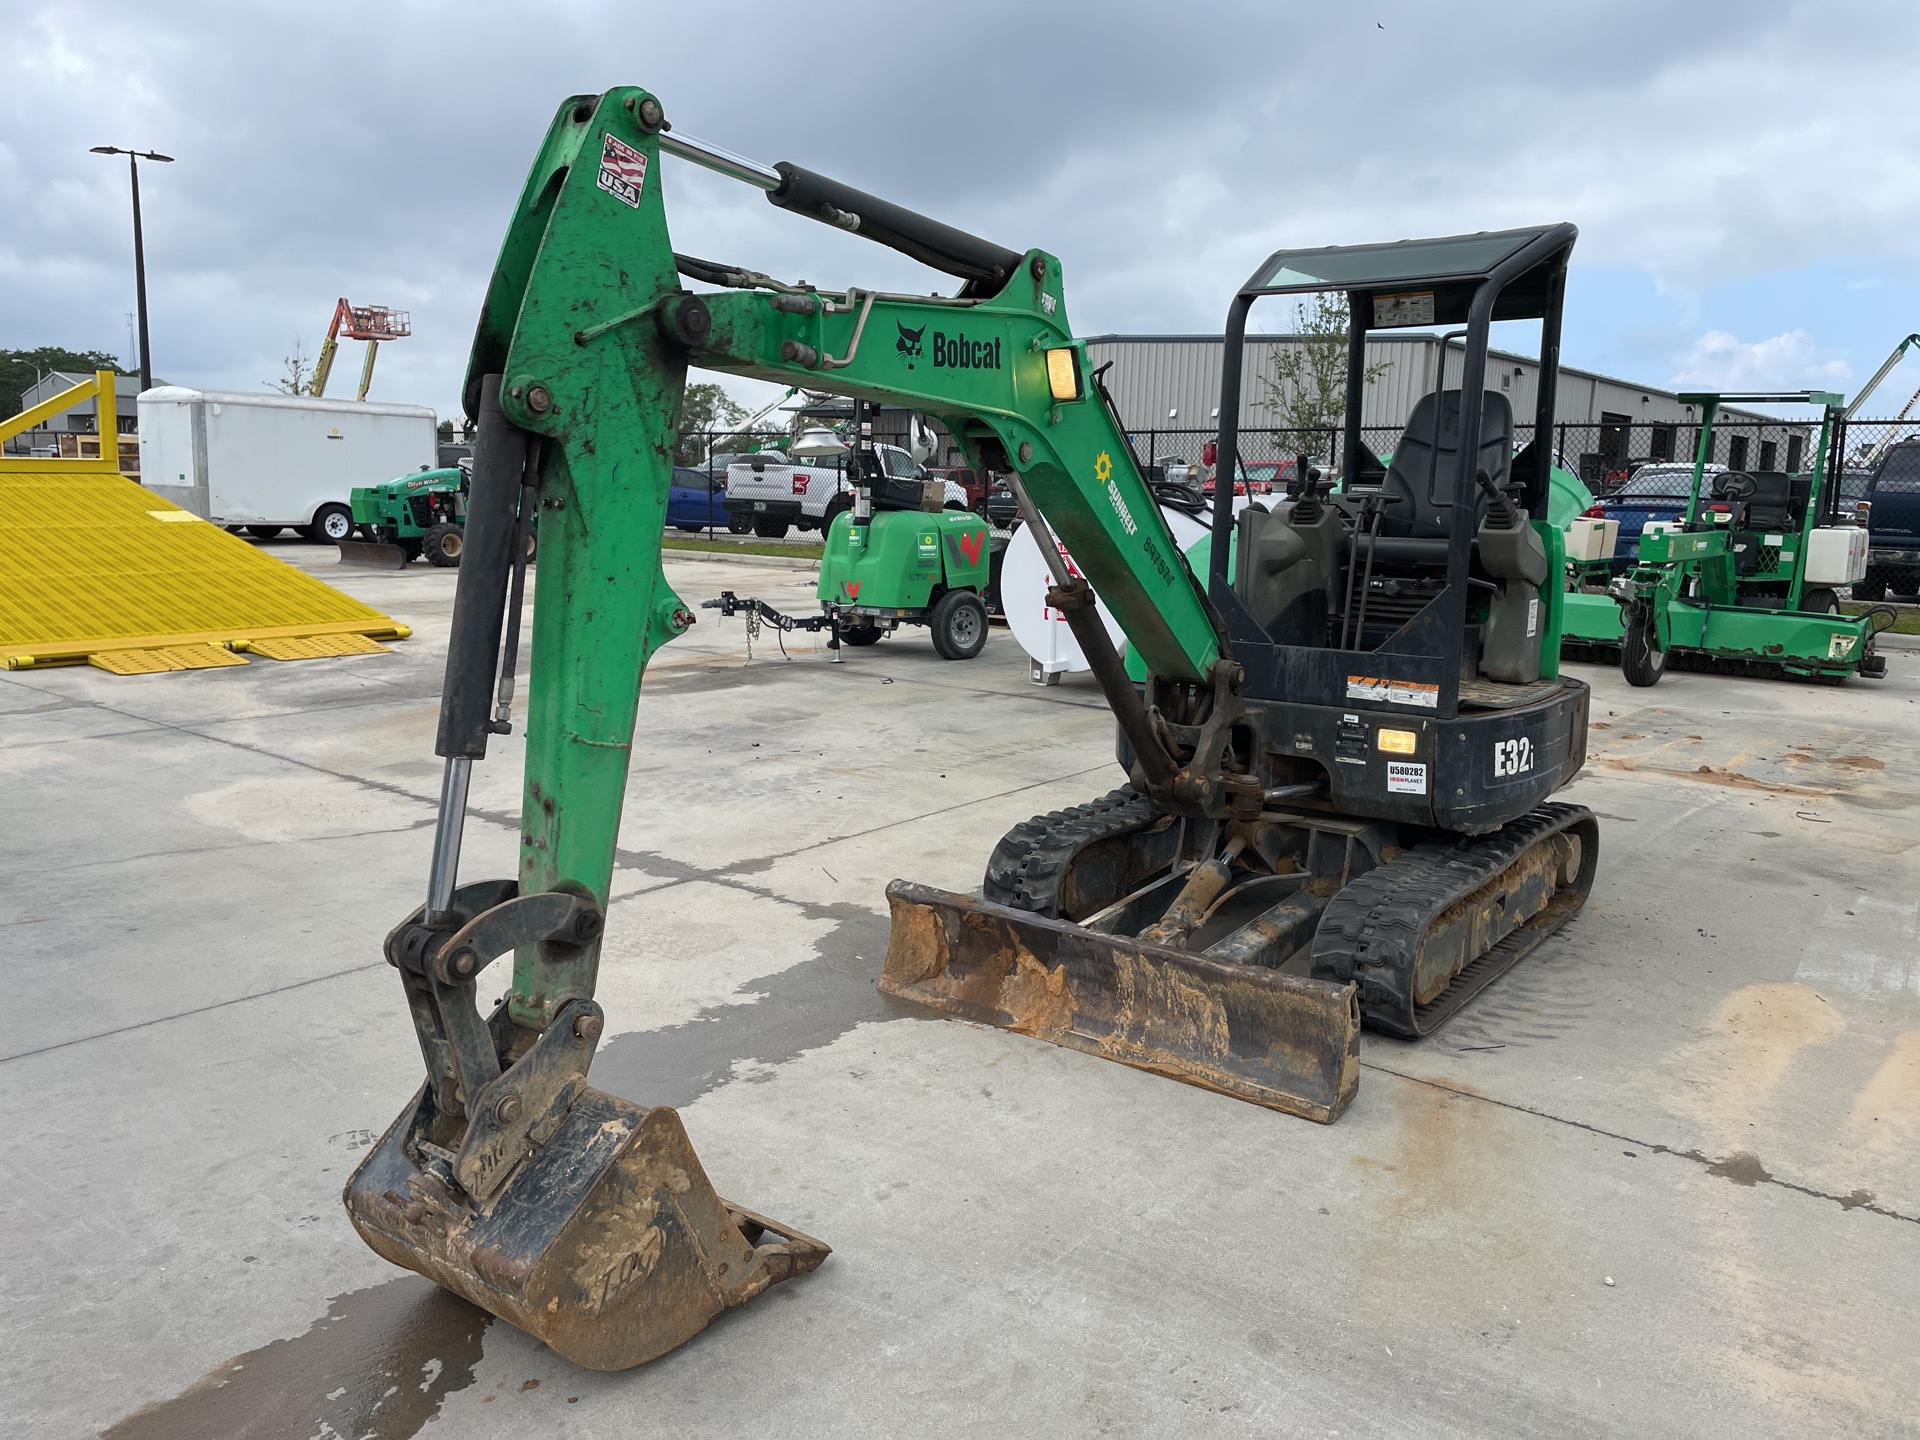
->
xmin=343 ymin=1082 xmax=828 ymax=1371
xmin=881 ymin=880 xmax=1360 ymax=1122
xmin=335 ymin=539 xmax=411 ymax=569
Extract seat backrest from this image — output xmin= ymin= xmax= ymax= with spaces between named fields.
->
xmin=1744 ymin=470 xmax=1793 ymax=530
xmin=1369 ymin=390 xmax=1514 ymax=538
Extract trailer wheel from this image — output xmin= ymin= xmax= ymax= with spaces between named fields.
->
xmin=245 ymin=525 xmax=284 ymax=540
xmin=930 ymin=590 xmax=988 ymax=660
xmin=753 ymin=518 xmax=790 ymax=539
xmin=312 ymin=504 xmax=355 ymax=543
xmin=423 ymin=522 xmax=464 ymax=568
xmin=1621 ymin=612 xmax=1666 ymax=688
xmin=1800 ymin=587 xmax=1838 ymax=614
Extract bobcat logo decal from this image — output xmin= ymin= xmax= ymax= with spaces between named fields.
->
xmin=896 ymin=322 xmax=926 ymax=369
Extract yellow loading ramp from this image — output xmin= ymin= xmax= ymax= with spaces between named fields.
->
xmin=1 ymin=372 xmax=410 ymax=675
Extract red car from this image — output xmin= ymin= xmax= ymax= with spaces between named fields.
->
xmin=1201 ymin=458 xmax=1289 ymax=497
xmin=924 ymin=465 xmax=989 ymax=510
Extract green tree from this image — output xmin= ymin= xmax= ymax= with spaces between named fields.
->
xmin=0 ymin=347 xmax=129 ymax=419
xmin=1253 ymin=294 xmax=1386 ymax=461
xmin=676 ymin=381 xmax=748 ymax=463
xmin=437 ymin=419 xmax=455 ymax=442
xmin=269 ymin=338 xmax=313 ymax=395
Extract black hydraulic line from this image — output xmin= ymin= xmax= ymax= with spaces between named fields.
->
xmin=1347 ymin=503 xmax=1383 ymax=650
xmin=767 ymin=163 xmax=1025 ymax=290
xmin=489 ymin=448 xmax=542 ymax=734
xmin=437 ymin=374 xmax=526 ymax=760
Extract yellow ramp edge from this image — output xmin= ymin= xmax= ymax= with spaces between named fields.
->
xmin=1 ymin=470 xmax=412 ymax=672
xmin=90 ymin=644 xmax=250 ymax=675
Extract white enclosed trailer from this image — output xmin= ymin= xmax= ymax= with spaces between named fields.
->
xmin=139 ymin=387 xmax=437 ymax=541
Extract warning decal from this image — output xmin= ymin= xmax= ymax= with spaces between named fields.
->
xmin=1387 ymin=761 xmax=1428 ymax=795
xmin=597 ymin=133 xmax=648 ymax=209
xmin=1346 ymin=674 xmax=1440 ymax=709
xmin=1373 ymin=291 xmax=1435 ymax=328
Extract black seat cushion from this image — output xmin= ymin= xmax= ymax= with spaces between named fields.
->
xmin=1743 ymin=470 xmax=1793 ymax=531
xmin=1368 ymin=390 xmax=1514 ymax=539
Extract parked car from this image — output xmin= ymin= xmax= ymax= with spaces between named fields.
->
xmin=925 ymin=465 xmax=990 ymax=511
xmin=1203 ymin=459 xmax=1288 ymax=497
xmin=667 ymin=465 xmax=730 ymax=532
xmin=1579 ymin=462 xmax=1728 ymax=570
xmin=1857 ymin=441 xmax=1920 ymax=600
xmin=983 ymin=479 xmax=1020 ymax=529
xmin=724 ymin=445 xmax=968 ymax=538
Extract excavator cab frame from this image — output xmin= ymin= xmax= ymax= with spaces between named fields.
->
xmin=1210 ymin=225 xmax=1577 ymax=722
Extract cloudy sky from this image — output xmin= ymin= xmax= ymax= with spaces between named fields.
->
xmin=6 ymin=0 xmax=1919 ymax=422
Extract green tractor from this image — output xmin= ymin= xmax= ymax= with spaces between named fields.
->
xmin=1560 ymin=391 xmax=1890 ymax=684
xmin=341 ymin=463 xmax=471 ymax=568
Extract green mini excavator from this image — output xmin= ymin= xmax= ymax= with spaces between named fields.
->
xmin=345 ymin=87 xmax=1599 ymax=1372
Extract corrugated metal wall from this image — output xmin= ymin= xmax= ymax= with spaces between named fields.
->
xmin=1082 ymin=335 xmax=1771 ymax=434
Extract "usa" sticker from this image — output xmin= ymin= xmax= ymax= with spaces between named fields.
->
xmin=597 ymin=134 xmax=648 ymax=209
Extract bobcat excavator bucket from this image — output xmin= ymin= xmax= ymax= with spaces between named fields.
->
xmin=884 ymin=882 xmax=1361 ymax=1121
xmin=345 ymin=1027 xmax=827 ymax=1370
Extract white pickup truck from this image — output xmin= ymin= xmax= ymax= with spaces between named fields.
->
xmin=723 ymin=443 xmax=965 ymax=538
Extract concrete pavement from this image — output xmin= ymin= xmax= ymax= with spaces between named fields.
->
xmin=3 ymin=540 xmax=1916 ymax=1437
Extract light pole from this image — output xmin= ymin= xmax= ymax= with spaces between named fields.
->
xmin=89 ymin=146 xmax=173 ymax=397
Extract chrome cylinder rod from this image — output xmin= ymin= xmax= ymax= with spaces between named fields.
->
xmin=426 ymin=756 xmax=473 ymax=919
xmin=659 ymin=131 xmax=781 ymax=191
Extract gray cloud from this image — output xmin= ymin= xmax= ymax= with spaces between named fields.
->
xmin=5 ymin=0 xmax=1917 ymax=420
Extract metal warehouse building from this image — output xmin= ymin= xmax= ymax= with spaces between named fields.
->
xmin=1083 ymin=334 xmax=1799 ymax=482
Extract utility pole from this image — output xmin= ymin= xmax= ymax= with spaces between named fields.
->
xmin=89 ymin=146 xmax=174 ymax=399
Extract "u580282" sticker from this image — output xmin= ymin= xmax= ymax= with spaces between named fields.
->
xmin=1387 ymin=761 xmax=1428 ymax=794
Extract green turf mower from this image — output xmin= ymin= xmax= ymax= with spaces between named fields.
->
xmin=1561 ymin=392 xmax=1891 ymax=684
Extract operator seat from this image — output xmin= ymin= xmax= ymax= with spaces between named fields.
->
xmin=1372 ymin=389 xmax=1515 ymax=538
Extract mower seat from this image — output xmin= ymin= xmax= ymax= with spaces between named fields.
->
xmin=1369 ymin=390 xmax=1515 ymax=539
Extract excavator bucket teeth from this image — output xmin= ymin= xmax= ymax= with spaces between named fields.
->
xmin=343 ymin=1084 xmax=828 ymax=1371
xmin=335 ymin=539 xmax=411 ymax=569
xmin=881 ymin=880 xmax=1360 ymax=1123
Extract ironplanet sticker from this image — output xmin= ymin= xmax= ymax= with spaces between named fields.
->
xmin=1387 ymin=761 xmax=1428 ymax=795
xmin=1346 ymin=675 xmax=1439 ymax=709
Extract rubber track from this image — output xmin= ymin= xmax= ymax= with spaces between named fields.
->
xmin=1311 ymin=802 xmax=1596 ymax=1038
xmin=982 ymin=787 xmax=1154 ymax=916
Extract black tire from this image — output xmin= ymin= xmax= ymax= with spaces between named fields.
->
xmin=823 ymin=496 xmax=853 ymax=529
xmin=244 ymin=525 xmax=283 ymax=539
xmin=1800 ymin=586 xmax=1838 ymax=614
xmin=944 ymin=500 xmax=969 ymax=511
xmin=422 ymin=522 xmax=464 ymax=568
xmin=929 ymin=589 xmax=988 ymax=661
xmin=1892 ymin=573 xmax=1920 ymax=602
xmin=312 ymin=504 xmax=355 ymax=544
xmin=838 ymin=623 xmax=884 ymax=647
xmin=727 ymin=513 xmax=753 ymax=534
xmin=753 ymin=518 xmax=790 ymax=539
xmin=1621 ymin=611 xmax=1666 ymax=688
xmin=1853 ymin=573 xmax=1887 ymax=601
xmin=674 ymin=524 xmax=702 ymax=533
